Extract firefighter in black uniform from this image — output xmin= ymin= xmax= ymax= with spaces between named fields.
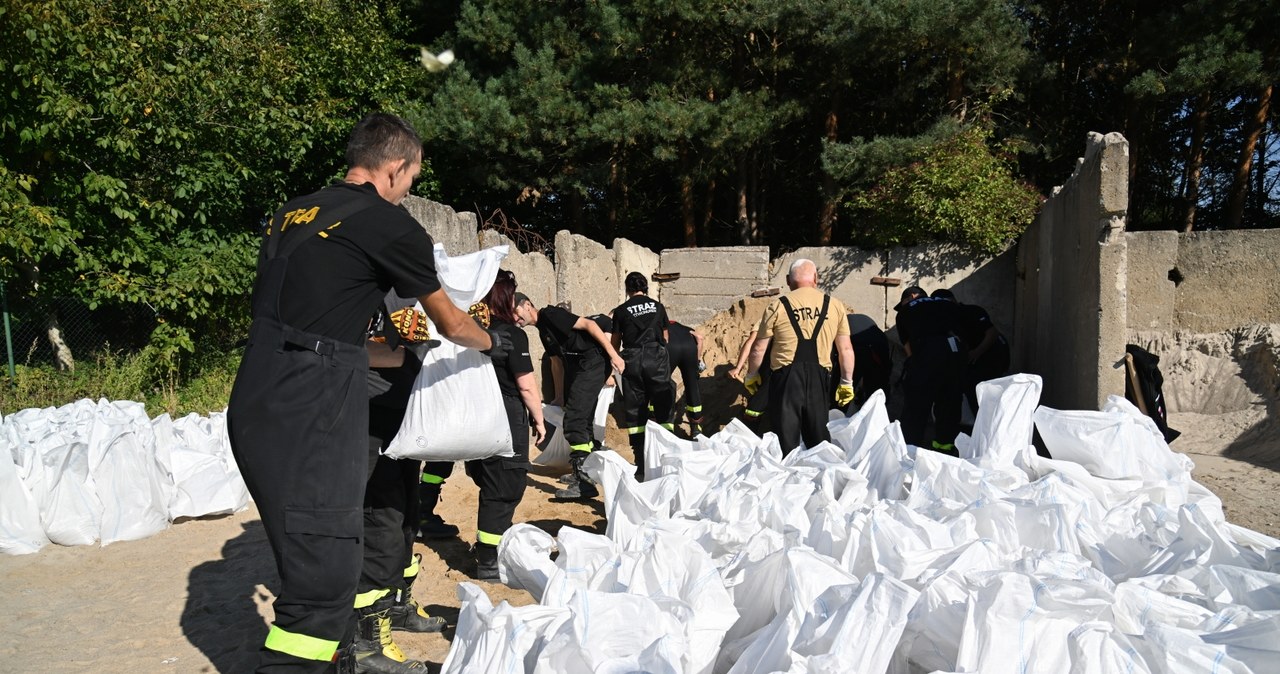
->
xmin=894 ymin=286 xmax=967 ymax=454
xmin=610 ymin=272 xmax=675 ymax=479
xmin=227 ymin=114 xmax=506 ymax=674
xmin=931 ymin=288 xmax=1009 ymax=418
xmin=665 ymin=320 xmax=706 ymax=435
xmin=463 ymin=271 xmax=546 ymax=580
xmin=514 ymin=294 xmax=624 ymax=499
xmin=744 ymin=259 xmax=856 ymax=455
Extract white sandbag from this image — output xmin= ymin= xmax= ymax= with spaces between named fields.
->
xmin=532 ymin=404 xmax=570 ymax=468
xmin=594 ymin=383 xmax=615 ymax=442
xmin=38 ymin=434 xmax=100 ymax=546
xmin=960 ymin=373 xmax=1041 ymax=469
xmin=827 ymin=388 xmax=890 ymax=467
xmin=856 ymin=421 xmax=911 ymax=501
xmin=89 ymin=400 xmax=171 ymax=545
xmin=441 ymin=582 xmax=572 ymax=674
xmin=498 ymin=523 xmax=560 ymax=601
xmin=0 ymin=429 xmax=49 ymax=555
xmin=1032 ymin=400 xmax=1187 ymax=481
xmin=792 ymin=573 xmax=920 ymax=674
xmin=385 ymin=245 xmax=513 ymax=461
xmin=160 ymin=412 xmax=250 ymax=519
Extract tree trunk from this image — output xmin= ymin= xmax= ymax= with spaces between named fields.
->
xmin=1225 ymin=83 xmax=1272 ymax=228
xmin=818 ymin=108 xmax=840 ymax=244
xmin=736 ymin=154 xmax=751 ymax=244
xmin=607 ymin=153 xmax=620 ymax=235
xmin=1182 ymin=91 xmax=1211 ymax=233
xmin=567 ymin=189 xmax=585 ymax=235
xmin=701 ymin=178 xmax=716 ymax=246
xmin=46 ymin=312 xmax=74 ymax=372
xmin=680 ymin=144 xmax=697 ymax=246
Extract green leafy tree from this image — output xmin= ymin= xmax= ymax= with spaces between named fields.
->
xmin=845 ymin=122 xmax=1042 ymax=253
xmin=0 ymin=0 xmax=427 ymax=378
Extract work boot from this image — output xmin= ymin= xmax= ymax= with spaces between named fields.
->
xmin=556 ymin=471 xmax=578 ymax=485
xmin=629 ymin=434 xmax=646 ymax=482
xmin=390 ymin=554 xmax=445 ymax=632
xmin=688 ymin=414 xmax=705 ymax=437
xmin=474 ymin=542 xmax=500 ymax=581
xmin=554 ymin=451 xmax=598 ymax=499
xmin=342 ymin=597 xmax=429 ymax=673
xmin=416 ymin=481 xmax=458 ymax=540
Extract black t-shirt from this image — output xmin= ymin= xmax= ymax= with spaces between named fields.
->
xmin=491 ymin=318 xmax=533 ymax=397
xmin=895 ymin=296 xmax=966 ymax=347
xmin=611 ymin=295 xmax=669 ymax=349
xmin=955 ymin=303 xmax=996 ymax=347
xmin=255 ymin=182 xmax=440 ymax=345
xmin=536 ymin=306 xmax=611 ymax=356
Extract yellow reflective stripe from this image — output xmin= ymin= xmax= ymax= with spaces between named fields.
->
xmin=353 ymin=588 xmax=391 ymax=609
xmin=931 ymin=441 xmax=955 ymax=451
xmin=420 ymin=473 xmax=444 ymax=484
xmin=264 ymin=625 xmax=340 ymax=662
xmin=403 ymin=553 xmax=421 ymax=579
xmin=569 ymin=442 xmax=593 ymax=453
xmin=646 ymin=404 xmax=654 ymax=412
xmin=660 ymin=423 xmax=674 ymax=431
xmin=476 ymin=530 xmax=503 ymax=546
xmin=624 ymin=426 xmax=645 ymax=435
xmin=744 ymin=409 xmax=762 ymax=418
xmin=686 ymin=405 xmax=702 ymax=413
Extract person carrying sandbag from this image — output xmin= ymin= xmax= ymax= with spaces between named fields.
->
xmin=514 ymin=294 xmax=624 ymax=500
xmin=611 ymin=272 xmax=675 ymax=480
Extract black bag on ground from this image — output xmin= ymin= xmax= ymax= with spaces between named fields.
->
xmin=1124 ymin=344 xmax=1181 ymax=443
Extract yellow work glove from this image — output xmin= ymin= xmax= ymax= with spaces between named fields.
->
xmin=389 ymin=307 xmax=433 ymax=342
xmin=834 ymin=383 xmax=855 ymax=407
xmin=744 ymin=373 xmax=762 ymax=396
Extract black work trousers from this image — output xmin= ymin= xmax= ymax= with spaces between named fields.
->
xmin=228 ymin=318 xmax=367 ymax=673
xmin=766 ymin=361 xmax=832 ymax=455
xmin=358 ymin=404 xmax=422 ymax=602
xmin=620 ymin=343 xmax=673 ymax=434
xmin=562 ymin=350 xmax=610 ymax=450
xmin=667 ymin=339 xmax=703 ymax=420
xmin=465 ymin=395 xmax=530 ymax=546
xmin=900 ymin=336 xmax=967 ymax=448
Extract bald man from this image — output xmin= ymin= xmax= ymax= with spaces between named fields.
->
xmin=744 ymin=259 xmax=855 ymax=454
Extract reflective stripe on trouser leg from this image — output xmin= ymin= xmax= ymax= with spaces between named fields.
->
xmin=353 ymin=587 xmax=392 ymax=609
xmin=360 ymin=451 xmax=414 ymax=600
xmin=403 ymin=553 xmax=421 ymax=579
xmin=477 ymin=529 xmax=503 ymax=546
xmin=420 ymin=473 xmax=444 ymax=484
xmin=263 ymin=625 xmax=341 ymax=663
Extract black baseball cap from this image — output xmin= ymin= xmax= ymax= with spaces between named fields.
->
xmin=931 ymin=288 xmax=956 ymax=301
xmin=513 ymin=292 xmax=532 ymax=307
xmin=894 ymin=286 xmax=926 ymax=311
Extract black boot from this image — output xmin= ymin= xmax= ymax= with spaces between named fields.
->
xmin=388 ymin=560 xmax=446 ymax=633
xmin=416 ymin=481 xmax=458 ymax=539
xmin=474 ymin=542 xmax=500 ymax=581
xmin=554 ymin=451 xmax=598 ymax=499
xmin=629 ymin=433 xmax=646 ymax=482
xmin=342 ymin=596 xmax=429 ymax=673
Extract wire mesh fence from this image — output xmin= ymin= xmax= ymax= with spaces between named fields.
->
xmin=3 ymin=295 xmax=156 ymax=371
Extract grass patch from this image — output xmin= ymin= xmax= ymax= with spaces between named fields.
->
xmin=0 ymin=348 xmax=241 ymax=418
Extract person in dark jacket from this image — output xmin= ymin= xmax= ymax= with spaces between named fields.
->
xmin=610 ymin=272 xmax=674 ymax=479
xmin=894 ymin=286 xmax=967 ymax=454
xmin=931 ymin=288 xmax=1009 ymax=418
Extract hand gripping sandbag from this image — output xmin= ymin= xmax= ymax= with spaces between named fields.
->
xmin=385 ymin=245 xmax=514 ymax=461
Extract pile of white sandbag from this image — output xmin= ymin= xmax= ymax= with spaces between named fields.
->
xmin=451 ymin=374 xmax=1279 ymax=674
xmin=0 ymin=399 xmax=248 ymax=554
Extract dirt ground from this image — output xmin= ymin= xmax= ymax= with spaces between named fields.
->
xmin=2 ymin=302 xmax=1277 ymax=672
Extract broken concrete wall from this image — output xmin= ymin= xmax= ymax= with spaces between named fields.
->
xmin=403 ymin=196 xmax=480 ymax=255
xmin=657 ymin=247 xmax=771 ymax=326
xmin=613 ymin=238 xmax=661 ymax=304
xmin=555 ymin=230 xmax=619 ymax=317
xmin=1016 ymin=132 xmax=1129 ymax=411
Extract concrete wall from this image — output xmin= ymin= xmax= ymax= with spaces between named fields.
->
xmin=766 ymin=245 xmax=1016 ymax=338
xmin=1016 ymin=132 xmax=1129 ymax=410
xmin=554 ymin=230 xmax=619 ymax=317
xmin=657 ymin=247 xmax=771 ymax=325
xmin=403 ymin=196 xmax=479 ymax=255
xmin=1126 ymin=230 xmax=1280 ymax=334
xmin=614 ymin=238 xmax=662 ymax=304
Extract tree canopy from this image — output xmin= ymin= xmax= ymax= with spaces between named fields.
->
xmin=1 ymin=0 xmax=1276 ymax=371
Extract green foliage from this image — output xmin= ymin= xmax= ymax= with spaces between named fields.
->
xmin=0 ymin=0 xmax=429 ymax=379
xmin=845 ymin=123 xmax=1042 ymax=253
xmin=0 ymin=347 xmax=241 ymax=417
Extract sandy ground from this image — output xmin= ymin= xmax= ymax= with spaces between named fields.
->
xmin=1 ymin=405 xmax=1276 ymax=673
